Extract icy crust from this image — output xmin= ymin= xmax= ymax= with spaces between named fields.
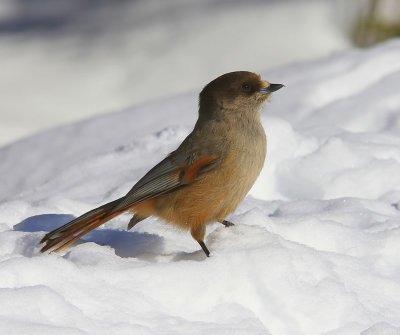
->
xmin=1 ymin=40 xmax=400 ymax=334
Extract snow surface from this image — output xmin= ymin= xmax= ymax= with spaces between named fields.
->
xmin=1 ymin=40 xmax=400 ymax=334
xmin=0 ymin=0 xmax=353 ymax=146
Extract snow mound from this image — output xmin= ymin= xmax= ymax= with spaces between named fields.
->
xmin=1 ymin=40 xmax=400 ymax=334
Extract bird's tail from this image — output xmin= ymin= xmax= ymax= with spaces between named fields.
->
xmin=40 ymin=197 xmax=125 ymax=253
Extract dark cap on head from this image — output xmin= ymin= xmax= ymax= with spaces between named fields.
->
xmin=199 ymin=71 xmax=283 ymax=113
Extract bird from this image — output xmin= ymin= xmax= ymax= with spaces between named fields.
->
xmin=40 ymin=71 xmax=283 ymax=257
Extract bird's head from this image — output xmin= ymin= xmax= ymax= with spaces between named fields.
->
xmin=199 ymin=71 xmax=283 ymax=116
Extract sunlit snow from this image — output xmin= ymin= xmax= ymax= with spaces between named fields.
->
xmin=1 ymin=40 xmax=400 ymax=335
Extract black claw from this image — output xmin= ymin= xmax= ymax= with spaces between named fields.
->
xmin=198 ymin=240 xmax=210 ymax=257
xmin=221 ymin=220 xmax=235 ymax=227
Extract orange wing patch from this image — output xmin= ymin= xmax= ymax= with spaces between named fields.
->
xmin=181 ymin=155 xmax=219 ymax=184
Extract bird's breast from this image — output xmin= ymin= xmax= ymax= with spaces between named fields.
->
xmin=152 ymin=119 xmax=267 ymax=227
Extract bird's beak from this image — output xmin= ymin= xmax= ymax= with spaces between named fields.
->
xmin=259 ymin=83 xmax=285 ymax=94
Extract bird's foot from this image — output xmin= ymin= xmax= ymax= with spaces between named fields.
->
xmin=127 ymin=214 xmax=145 ymax=230
xmin=220 ymin=219 xmax=235 ymax=227
xmin=198 ymin=240 xmax=210 ymax=257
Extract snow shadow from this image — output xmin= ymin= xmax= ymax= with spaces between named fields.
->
xmin=85 ymin=229 xmax=164 ymax=258
xmin=14 ymin=213 xmax=75 ymax=232
xmin=14 ymin=214 xmax=164 ymax=258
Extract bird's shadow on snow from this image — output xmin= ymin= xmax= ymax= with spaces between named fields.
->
xmin=14 ymin=214 xmax=165 ymax=259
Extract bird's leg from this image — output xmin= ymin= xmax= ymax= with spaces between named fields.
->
xmin=198 ymin=240 xmax=210 ymax=257
xmin=127 ymin=214 xmax=146 ymax=230
xmin=190 ymin=224 xmax=210 ymax=257
xmin=219 ymin=219 xmax=235 ymax=227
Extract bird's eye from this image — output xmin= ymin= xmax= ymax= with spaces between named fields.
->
xmin=241 ymin=83 xmax=252 ymax=92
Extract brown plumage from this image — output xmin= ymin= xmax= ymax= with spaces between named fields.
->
xmin=40 ymin=71 xmax=284 ymax=256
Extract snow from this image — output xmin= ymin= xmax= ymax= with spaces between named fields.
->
xmin=0 ymin=0 xmax=353 ymax=146
xmin=1 ymin=40 xmax=400 ymax=334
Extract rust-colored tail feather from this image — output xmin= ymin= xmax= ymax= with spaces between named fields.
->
xmin=40 ymin=197 xmax=125 ymax=253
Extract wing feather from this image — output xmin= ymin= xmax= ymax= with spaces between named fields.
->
xmin=110 ymin=153 xmax=219 ymax=213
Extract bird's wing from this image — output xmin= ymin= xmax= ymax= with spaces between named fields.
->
xmin=110 ymin=151 xmax=220 ymax=213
